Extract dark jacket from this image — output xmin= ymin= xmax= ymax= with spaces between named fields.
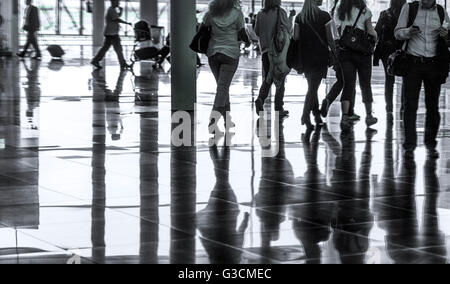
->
xmin=374 ymin=8 xmax=402 ymax=66
xmin=24 ymin=5 xmax=40 ymax=32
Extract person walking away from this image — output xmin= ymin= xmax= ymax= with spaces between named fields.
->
xmin=254 ymin=0 xmax=295 ymax=118
xmin=295 ymin=0 xmax=333 ymax=130
xmin=374 ymin=0 xmax=406 ymax=120
xmin=204 ymin=0 xmax=250 ymax=133
xmin=320 ymin=0 xmax=357 ymax=120
xmin=394 ymin=0 xmax=450 ymax=160
xmin=91 ymin=0 xmax=133 ymax=70
xmin=17 ymin=0 xmax=41 ymax=60
xmin=335 ymin=0 xmax=378 ymax=131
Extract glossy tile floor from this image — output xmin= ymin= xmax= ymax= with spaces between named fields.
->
xmin=1 ymin=47 xmax=450 ymax=264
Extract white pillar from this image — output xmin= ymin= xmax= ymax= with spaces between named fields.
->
xmin=0 ymin=0 xmax=19 ymax=54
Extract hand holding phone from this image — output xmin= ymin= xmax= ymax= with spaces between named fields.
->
xmin=409 ymin=25 xmax=421 ymax=36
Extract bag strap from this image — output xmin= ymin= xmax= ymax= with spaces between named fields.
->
xmin=352 ymin=8 xmax=364 ymax=29
xmin=307 ymin=22 xmax=330 ymax=50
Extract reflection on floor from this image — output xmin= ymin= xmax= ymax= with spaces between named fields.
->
xmin=0 ymin=49 xmax=450 ymax=264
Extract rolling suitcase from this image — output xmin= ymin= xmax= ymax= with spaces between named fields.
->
xmin=47 ymin=44 xmax=65 ymax=58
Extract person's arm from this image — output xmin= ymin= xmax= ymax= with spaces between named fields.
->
xmin=374 ymin=11 xmax=385 ymax=37
xmin=439 ymin=10 xmax=450 ymax=38
xmin=395 ymin=3 xmax=415 ymax=40
xmin=326 ymin=20 xmax=337 ymax=52
xmin=364 ymin=9 xmax=377 ymax=40
xmin=287 ymin=9 xmax=296 ymax=32
xmin=254 ymin=12 xmax=261 ymax=37
xmin=110 ymin=8 xmax=131 ymax=25
xmin=365 ymin=16 xmax=377 ymax=41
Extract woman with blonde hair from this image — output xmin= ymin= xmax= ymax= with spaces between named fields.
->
xmin=295 ymin=0 xmax=333 ymax=130
xmin=203 ymin=0 xmax=249 ymax=132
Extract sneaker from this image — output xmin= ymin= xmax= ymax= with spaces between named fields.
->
xmin=366 ymin=116 xmax=378 ymax=127
xmin=276 ymin=109 xmax=290 ymax=118
xmin=348 ymin=114 xmax=361 ymax=121
xmin=255 ymin=99 xmax=264 ymax=116
xmin=16 ymin=52 xmax=25 ymax=58
xmin=91 ymin=61 xmax=102 ymax=69
xmin=32 ymin=56 xmax=42 ymax=61
xmin=427 ymin=148 xmax=440 ymax=159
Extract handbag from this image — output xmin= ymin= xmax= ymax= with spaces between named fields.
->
xmin=286 ymin=37 xmax=303 ymax=74
xmin=339 ymin=8 xmax=376 ymax=55
xmin=189 ymin=25 xmax=211 ymax=54
xmin=386 ymin=48 xmax=409 ymax=77
xmin=307 ymin=22 xmax=337 ymax=67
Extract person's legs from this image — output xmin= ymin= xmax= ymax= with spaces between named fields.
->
xmin=303 ymin=73 xmax=322 ymax=128
xmin=92 ymin=36 xmax=114 ymax=64
xmin=340 ymin=54 xmax=357 ymax=114
xmin=382 ymin=57 xmax=395 ymax=113
xmin=213 ymin=54 xmax=239 ymax=111
xmin=402 ymin=61 xmax=423 ymax=152
xmin=274 ymin=78 xmax=286 ymax=112
xmin=29 ymin=32 xmax=41 ymax=57
xmin=111 ymin=35 xmax=127 ymax=67
xmin=423 ymin=63 xmax=442 ymax=151
xmin=356 ymin=54 xmax=377 ymax=126
xmin=18 ymin=32 xmax=33 ymax=56
xmin=256 ymin=52 xmax=271 ymax=114
xmin=322 ymin=63 xmax=344 ymax=118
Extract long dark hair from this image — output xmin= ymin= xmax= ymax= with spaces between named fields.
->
xmin=263 ymin=0 xmax=281 ymax=12
xmin=209 ymin=0 xmax=237 ymax=17
xmin=337 ymin=0 xmax=367 ymax=21
xmin=390 ymin=0 xmax=406 ymax=17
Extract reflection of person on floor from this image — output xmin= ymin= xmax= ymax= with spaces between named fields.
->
xmin=322 ymin=129 xmax=374 ymax=264
xmin=91 ymin=0 xmax=132 ymax=70
xmin=196 ymin=145 xmax=250 ymax=264
xmin=374 ymin=153 xmax=446 ymax=263
xmin=292 ymin=127 xmax=333 ymax=264
xmin=91 ymin=70 xmax=127 ymax=140
xmin=17 ymin=0 xmax=41 ymax=60
xmin=255 ymin=120 xmax=292 ymax=254
xmin=22 ymin=59 xmax=41 ymax=130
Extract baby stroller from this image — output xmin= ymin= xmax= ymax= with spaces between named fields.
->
xmin=130 ymin=20 xmax=170 ymax=71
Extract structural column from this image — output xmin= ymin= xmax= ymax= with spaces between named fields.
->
xmin=170 ymin=0 xmax=197 ymax=111
xmin=140 ymin=0 xmax=158 ymax=26
xmin=92 ymin=0 xmax=105 ymax=48
xmin=0 ymin=0 xmax=19 ymax=54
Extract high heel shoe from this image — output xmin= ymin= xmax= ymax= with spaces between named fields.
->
xmin=301 ymin=115 xmax=315 ymax=131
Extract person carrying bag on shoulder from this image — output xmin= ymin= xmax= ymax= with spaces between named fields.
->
xmin=335 ymin=0 xmax=378 ymax=131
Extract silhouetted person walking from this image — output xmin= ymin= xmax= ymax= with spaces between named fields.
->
xmin=374 ymin=0 xmax=406 ymax=118
xmin=91 ymin=0 xmax=132 ymax=70
xmin=17 ymin=0 xmax=41 ymax=60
